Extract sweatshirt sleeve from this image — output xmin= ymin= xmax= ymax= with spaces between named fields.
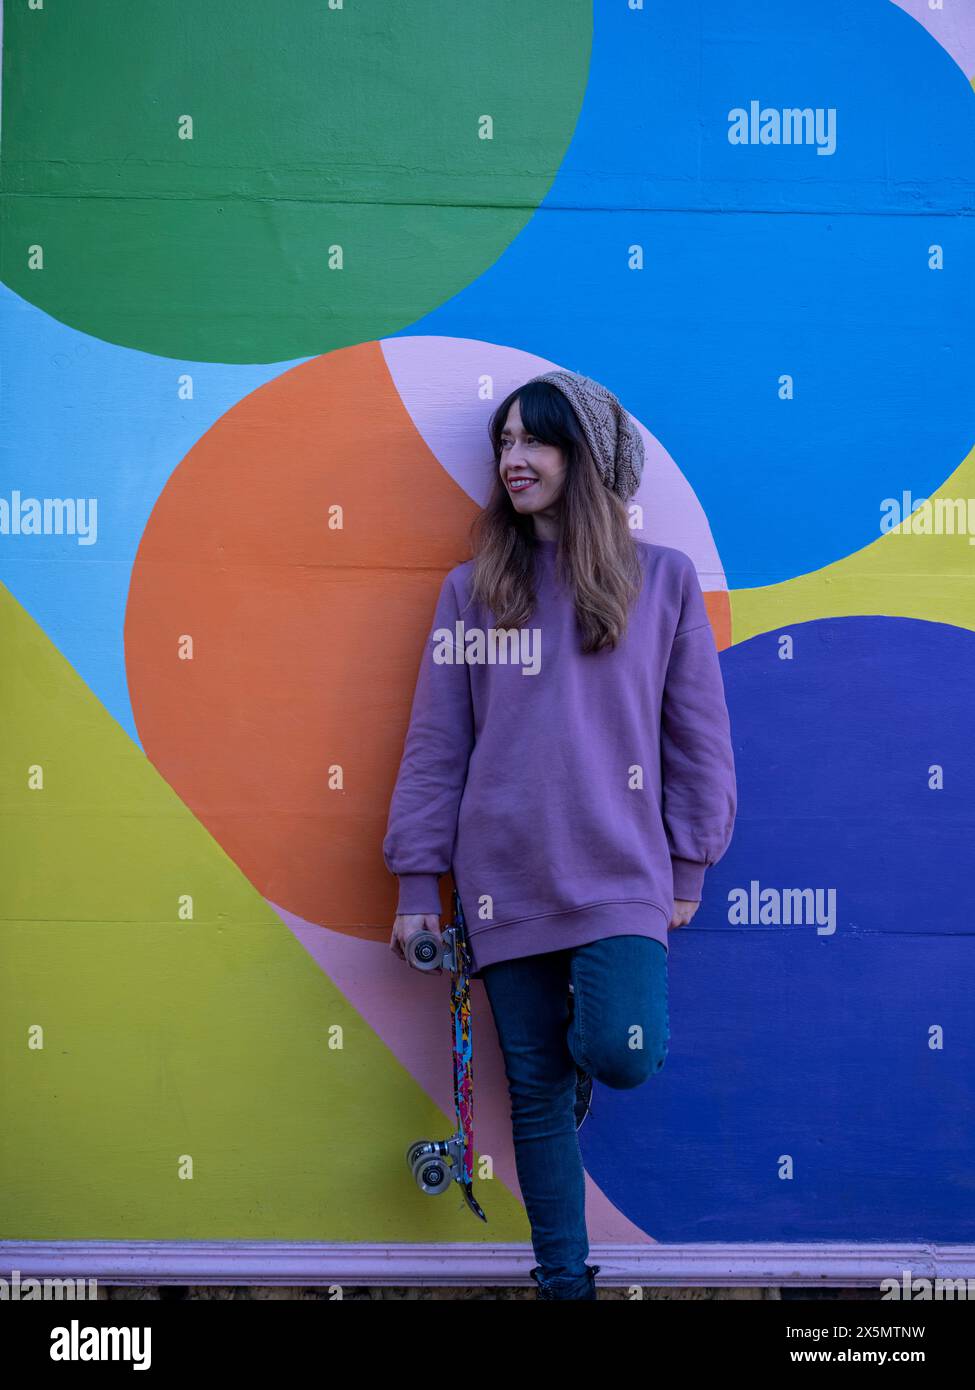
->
xmin=382 ymin=570 xmax=476 ymax=916
xmin=660 ymin=556 xmax=738 ymax=902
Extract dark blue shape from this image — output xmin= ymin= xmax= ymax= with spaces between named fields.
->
xmin=582 ymin=615 xmax=975 ymax=1240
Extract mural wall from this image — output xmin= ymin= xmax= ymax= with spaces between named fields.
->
xmin=2 ymin=0 xmax=974 ymax=1267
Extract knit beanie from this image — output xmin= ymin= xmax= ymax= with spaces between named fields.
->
xmin=526 ymin=369 xmax=645 ymax=502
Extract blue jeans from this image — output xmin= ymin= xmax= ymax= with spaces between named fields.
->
xmin=481 ymin=935 xmax=669 ymax=1290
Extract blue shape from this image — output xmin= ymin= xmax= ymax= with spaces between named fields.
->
xmin=400 ymin=0 xmax=975 ymax=583
xmin=582 ymin=616 xmax=975 ymax=1240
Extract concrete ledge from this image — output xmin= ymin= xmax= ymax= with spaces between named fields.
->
xmin=2 ymin=1242 xmax=973 ymax=1288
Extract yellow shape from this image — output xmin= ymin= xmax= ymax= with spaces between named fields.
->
xmin=0 ymin=583 xmax=525 ymax=1241
xmin=732 ymin=442 xmax=975 ymax=642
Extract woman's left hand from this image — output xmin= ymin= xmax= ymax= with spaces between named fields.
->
xmin=669 ymin=898 xmax=700 ymax=930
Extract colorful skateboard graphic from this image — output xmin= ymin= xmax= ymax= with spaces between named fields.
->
xmin=405 ymin=887 xmax=487 ymax=1221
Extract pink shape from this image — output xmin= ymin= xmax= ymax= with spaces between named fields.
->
xmin=381 ymin=336 xmax=728 ymax=593
xmin=272 ymin=899 xmax=656 ymax=1245
xmin=889 ymin=0 xmax=975 ymax=80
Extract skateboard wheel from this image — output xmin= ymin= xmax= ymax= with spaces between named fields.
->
xmin=407 ymin=1140 xmax=453 ymax=1196
xmin=405 ymin=1139 xmax=428 ymax=1167
xmin=405 ymin=930 xmax=443 ymax=971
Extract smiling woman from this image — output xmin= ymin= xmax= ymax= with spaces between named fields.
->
xmin=499 ymin=403 xmax=567 ymax=532
xmin=468 ymin=374 xmax=646 ymax=651
xmin=383 ymin=368 xmax=738 ymax=1300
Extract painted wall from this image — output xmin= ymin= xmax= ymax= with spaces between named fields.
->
xmin=2 ymin=0 xmax=974 ymax=1264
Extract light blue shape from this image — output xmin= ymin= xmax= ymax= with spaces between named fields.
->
xmin=0 ymin=283 xmax=310 ymax=744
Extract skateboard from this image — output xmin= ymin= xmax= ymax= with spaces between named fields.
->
xmin=404 ymin=886 xmax=487 ymax=1222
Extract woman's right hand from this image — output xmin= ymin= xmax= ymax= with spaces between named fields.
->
xmin=390 ymin=913 xmax=444 ymax=971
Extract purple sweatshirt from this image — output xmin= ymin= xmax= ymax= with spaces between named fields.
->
xmin=383 ymin=537 xmax=737 ymax=978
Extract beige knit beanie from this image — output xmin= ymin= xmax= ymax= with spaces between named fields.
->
xmin=526 ymin=369 xmax=645 ymax=502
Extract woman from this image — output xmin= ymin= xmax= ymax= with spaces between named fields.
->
xmin=383 ymin=369 xmax=737 ymax=1300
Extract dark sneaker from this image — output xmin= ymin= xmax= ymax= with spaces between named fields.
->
xmin=530 ymin=1263 xmax=601 ymax=1300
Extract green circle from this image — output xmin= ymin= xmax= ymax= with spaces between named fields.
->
xmin=1 ymin=0 xmax=590 ymax=362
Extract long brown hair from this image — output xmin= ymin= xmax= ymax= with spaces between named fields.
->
xmin=467 ymin=380 xmax=643 ymax=653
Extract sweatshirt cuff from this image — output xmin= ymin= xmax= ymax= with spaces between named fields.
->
xmin=671 ymin=856 xmax=706 ymax=902
xmin=395 ymin=873 xmax=443 ymax=916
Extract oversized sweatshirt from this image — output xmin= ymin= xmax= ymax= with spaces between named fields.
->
xmin=382 ymin=536 xmax=737 ymax=978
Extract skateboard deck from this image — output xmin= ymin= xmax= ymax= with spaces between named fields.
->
xmin=405 ymin=886 xmax=487 ymax=1221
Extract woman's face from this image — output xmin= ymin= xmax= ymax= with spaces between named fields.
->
xmin=499 ymin=399 xmax=567 ymax=520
